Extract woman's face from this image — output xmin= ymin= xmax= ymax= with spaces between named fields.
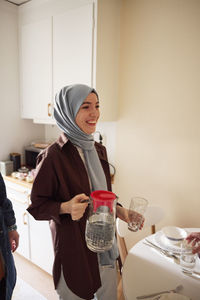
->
xmin=75 ymin=92 xmax=100 ymax=134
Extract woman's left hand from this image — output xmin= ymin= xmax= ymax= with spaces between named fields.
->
xmin=8 ymin=230 xmax=19 ymax=252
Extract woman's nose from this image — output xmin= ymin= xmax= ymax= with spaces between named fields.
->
xmin=89 ymin=107 xmax=97 ymax=116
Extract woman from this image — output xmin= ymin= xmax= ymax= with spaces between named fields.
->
xmin=27 ymin=84 xmax=144 ymax=300
xmin=0 ymin=173 xmax=19 ymax=300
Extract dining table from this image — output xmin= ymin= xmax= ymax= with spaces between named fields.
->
xmin=122 ymin=228 xmax=200 ymax=300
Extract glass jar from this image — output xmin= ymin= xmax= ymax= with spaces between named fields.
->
xmin=85 ymin=190 xmax=117 ymax=252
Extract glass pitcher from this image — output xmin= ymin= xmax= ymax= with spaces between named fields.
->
xmin=85 ymin=190 xmax=117 ymax=253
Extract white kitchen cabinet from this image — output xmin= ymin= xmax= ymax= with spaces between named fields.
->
xmin=53 ymin=3 xmax=94 ymax=96
xmin=19 ymin=0 xmax=96 ymax=124
xmin=5 ymin=179 xmax=31 ymax=259
xmin=29 ymin=215 xmax=54 ymax=274
xmin=19 ymin=0 xmax=121 ymax=123
xmin=19 ymin=17 xmax=53 ymax=123
xmin=4 ymin=177 xmax=54 ymax=274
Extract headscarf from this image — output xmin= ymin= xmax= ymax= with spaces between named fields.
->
xmin=53 ymin=84 xmax=107 ymax=191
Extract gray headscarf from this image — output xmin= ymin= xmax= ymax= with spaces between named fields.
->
xmin=54 ymin=84 xmax=107 ymax=191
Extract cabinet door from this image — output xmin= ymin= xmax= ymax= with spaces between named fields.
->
xmin=20 ymin=18 xmax=53 ymax=122
xmin=53 ymin=3 xmax=94 ymax=96
xmin=5 ymin=182 xmax=30 ymax=260
xmin=12 ymin=201 xmax=30 ymax=259
xmin=29 ymin=215 xmax=54 ymax=274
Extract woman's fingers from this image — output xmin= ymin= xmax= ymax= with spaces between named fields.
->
xmin=70 ymin=194 xmax=89 ymax=220
xmin=71 ymin=202 xmax=89 ymax=220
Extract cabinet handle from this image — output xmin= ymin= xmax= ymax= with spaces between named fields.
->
xmin=27 ymin=194 xmax=31 ymax=204
xmin=23 ymin=212 xmax=28 ymax=225
xmin=48 ymin=103 xmax=52 ymax=116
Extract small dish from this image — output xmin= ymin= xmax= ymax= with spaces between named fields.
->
xmin=162 ymin=226 xmax=187 ymax=241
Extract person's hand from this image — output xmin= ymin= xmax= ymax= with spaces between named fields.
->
xmin=116 ymin=206 xmax=144 ymax=230
xmin=186 ymin=232 xmax=200 ymax=254
xmin=8 ymin=230 xmax=19 ymax=252
xmin=60 ymin=193 xmax=89 ymax=220
xmin=128 ymin=210 xmax=144 ymax=230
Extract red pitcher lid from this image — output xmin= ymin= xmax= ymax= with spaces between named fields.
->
xmin=90 ymin=190 xmax=116 ymax=212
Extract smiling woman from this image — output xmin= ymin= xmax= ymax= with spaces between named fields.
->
xmin=27 ymin=84 xmax=141 ymax=300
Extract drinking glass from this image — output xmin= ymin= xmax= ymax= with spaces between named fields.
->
xmin=128 ymin=197 xmax=148 ymax=232
xmin=180 ymin=239 xmax=197 ymax=273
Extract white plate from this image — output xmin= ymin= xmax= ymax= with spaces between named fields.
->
xmin=162 ymin=226 xmax=187 ymax=241
xmin=153 ymin=231 xmax=186 ymax=254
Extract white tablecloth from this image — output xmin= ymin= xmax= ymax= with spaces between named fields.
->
xmin=122 ymin=228 xmax=200 ymax=300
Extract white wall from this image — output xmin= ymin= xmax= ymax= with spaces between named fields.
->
xmin=96 ymin=0 xmax=121 ymax=121
xmin=0 ymin=0 xmax=45 ymax=164
xmin=115 ymin=0 xmax=200 ymax=250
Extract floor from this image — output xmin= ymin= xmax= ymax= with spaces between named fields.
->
xmin=13 ymin=253 xmax=125 ymax=300
xmin=13 ymin=277 xmax=47 ymax=300
xmin=13 ymin=253 xmax=57 ymax=300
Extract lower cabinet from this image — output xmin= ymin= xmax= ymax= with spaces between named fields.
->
xmin=11 ymin=199 xmax=30 ymax=260
xmin=4 ymin=177 xmax=54 ymax=274
xmin=29 ymin=215 xmax=54 ymax=274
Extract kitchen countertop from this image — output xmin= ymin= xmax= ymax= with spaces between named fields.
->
xmin=3 ymin=175 xmax=33 ymax=189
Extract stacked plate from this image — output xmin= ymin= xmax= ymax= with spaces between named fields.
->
xmin=153 ymin=226 xmax=187 ymax=254
xmin=162 ymin=226 xmax=187 ymax=241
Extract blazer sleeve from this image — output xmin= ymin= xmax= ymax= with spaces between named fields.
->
xmin=27 ymin=152 xmax=61 ymax=224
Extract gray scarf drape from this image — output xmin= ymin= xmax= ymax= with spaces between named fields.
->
xmin=53 ymin=84 xmax=107 ymax=191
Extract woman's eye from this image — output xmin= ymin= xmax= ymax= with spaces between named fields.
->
xmin=82 ymin=106 xmax=89 ymax=109
xmin=96 ymin=105 xmax=100 ymax=109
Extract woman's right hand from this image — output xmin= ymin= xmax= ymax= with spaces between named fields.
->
xmin=60 ymin=193 xmax=89 ymax=220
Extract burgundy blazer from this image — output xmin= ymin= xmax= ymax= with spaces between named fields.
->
xmin=27 ymin=133 xmax=112 ymax=299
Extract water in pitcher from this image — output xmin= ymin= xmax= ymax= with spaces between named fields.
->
xmin=85 ymin=190 xmax=117 ymax=252
xmin=85 ymin=213 xmax=115 ymax=252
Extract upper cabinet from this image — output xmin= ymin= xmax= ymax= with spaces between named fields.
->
xmin=20 ymin=18 xmax=53 ymax=122
xmin=19 ymin=0 xmax=121 ymax=123
xmin=53 ymin=4 xmax=94 ymax=97
xmin=19 ymin=0 xmax=96 ymax=124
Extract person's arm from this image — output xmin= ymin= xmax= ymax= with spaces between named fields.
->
xmin=0 ymin=173 xmax=19 ymax=251
xmin=27 ymin=153 xmax=89 ymax=223
xmin=27 ymin=154 xmax=64 ymax=223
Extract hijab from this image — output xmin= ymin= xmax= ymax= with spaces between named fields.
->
xmin=53 ymin=84 xmax=107 ymax=191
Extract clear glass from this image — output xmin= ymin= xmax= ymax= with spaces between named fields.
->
xmin=180 ymin=239 xmax=197 ymax=273
xmin=85 ymin=198 xmax=116 ymax=252
xmin=128 ymin=196 xmax=148 ymax=232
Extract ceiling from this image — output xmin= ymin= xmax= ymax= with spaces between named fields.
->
xmin=5 ymin=0 xmax=32 ymax=5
